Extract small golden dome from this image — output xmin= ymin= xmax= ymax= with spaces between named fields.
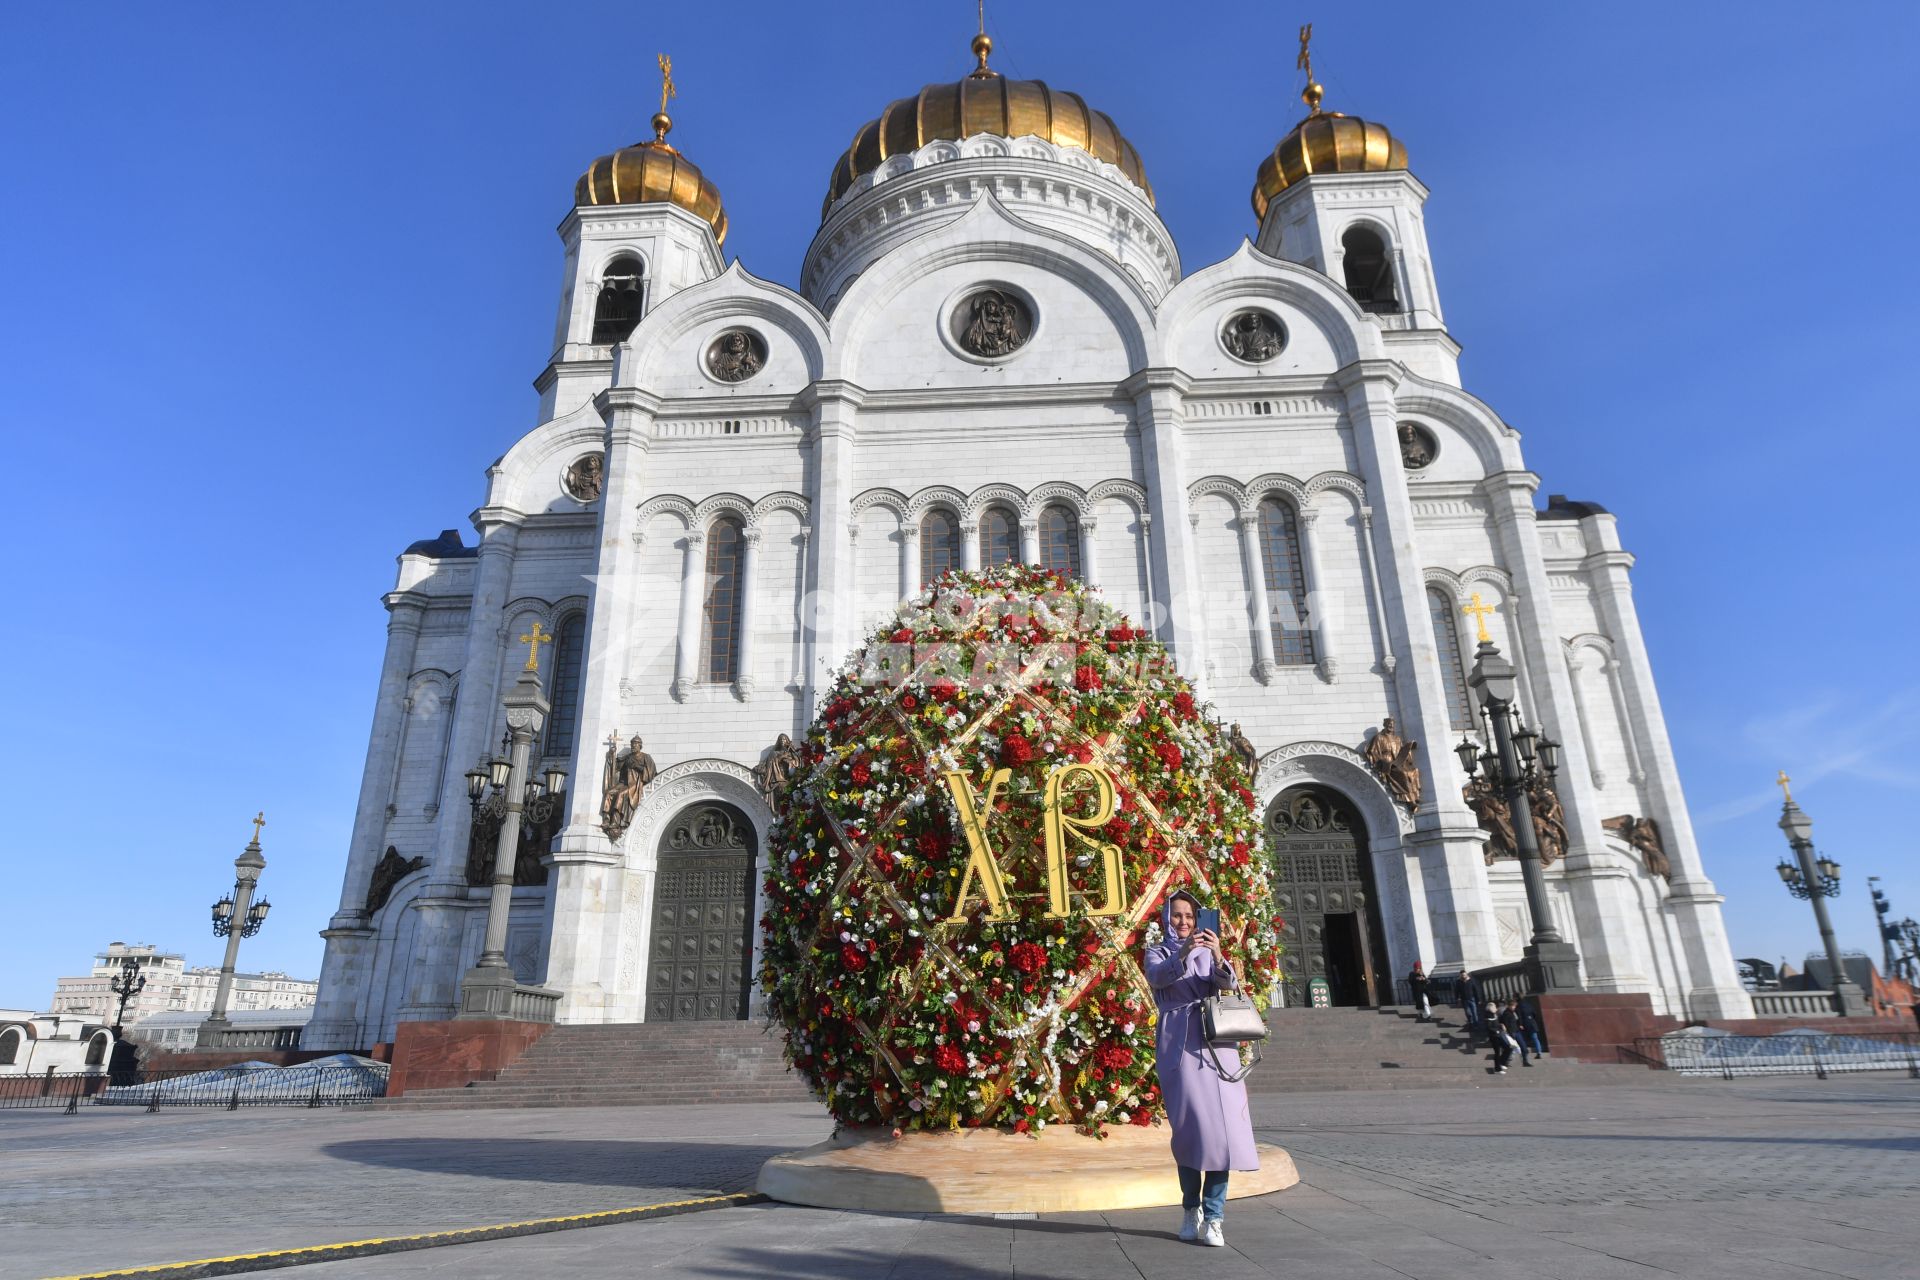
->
xmin=575 ymin=116 xmax=728 ymax=246
xmin=823 ymin=65 xmax=1153 ymax=219
xmin=1251 ymin=105 xmax=1407 ymax=222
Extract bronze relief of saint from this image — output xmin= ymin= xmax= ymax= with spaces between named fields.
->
xmin=1222 ymin=311 xmax=1285 ymax=363
xmin=598 ymin=735 xmax=657 ymax=842
xmin=707 ymin=328 xmax=765 ymax=383
xmin=959 ymin=289 xmax=1028 ymax=357
xmin=564 ymin=452 xmax=605 ymax=503
xmin=1397 ymin=421 xmax=1436 ymax=470
xmin=1362 ymin=717 xmax=1423 ymax=812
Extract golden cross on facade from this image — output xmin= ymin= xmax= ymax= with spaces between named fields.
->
xmin=657 ymin=53 xmax=676 ymax=117
xmin=1776 ymin=770 xmax=1794 ymax=804
xmin=249 ymin=811 xmax=266 ymax=844
xmin=519 ymin=622 xmax=553 ymax=673
xmin=1461 ymin=592 xmax=1497 ymax=644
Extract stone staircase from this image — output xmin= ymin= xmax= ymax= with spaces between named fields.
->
xmin=379 ymin=1005 xmax=1657 ymax=1110
xmin=1245 ymin=1004 xmax=1658 ymax=1092
xmin=379 ymin=1021 xmax=815 ymax=1111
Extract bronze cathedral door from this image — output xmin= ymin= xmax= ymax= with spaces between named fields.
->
xmin=1266 ymin=785 xmax=1391 ymax=1007
xmin=648 ymin=802 xmax=756 ymax=1021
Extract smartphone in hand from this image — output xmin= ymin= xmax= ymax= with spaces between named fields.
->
xmin=1195 ymin=907 xmax=1221 ymax=937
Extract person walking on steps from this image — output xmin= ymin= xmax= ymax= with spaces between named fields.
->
xmin=1147 ymin=890 xmax=1259 ymax=1249
xmin=1458 ymin=969 xmax=1482 ymax=1039
xmin=1498 ymin=1001 xmax=1534 ymax=1067
xmin=1486 ymin=1001 xmax=1522 ymax=1072
xmin=1408 ymin=962 xmax=1432 ymax=1021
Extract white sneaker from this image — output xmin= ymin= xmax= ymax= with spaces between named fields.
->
xmin=1200 ymin=1219 xmax=1226 ymax=1247
xmin=1178 ymin=1206 xmax=1202 ymax=1241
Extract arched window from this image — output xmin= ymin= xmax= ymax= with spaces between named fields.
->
xmin=1037 ymin=505 xmax=1082 ymax=578
xmin=1256 ymin=497 xmax=1316 ymax=666
xmin=1428 ymin=588 xmax=1474 ymax=732
xmin=920 ymin=509 xmax=960 ymax=585
xmin=85 ymin=1032 xmax=108 ymax=1066
xmin=542 ymin=613 xmax=588 ymax=757
xmin=591 ymin=256 xmax=646 ymax=344
xmin=0 ymin=1027 xmax=20 ymax=1065
xmin=1340 ymin=226 xmax=1399 ymax=314
xmin=701 ymin=518 xmax=745 ymax=684
xmin=979 ymin=507 xmax=1019 ymax=568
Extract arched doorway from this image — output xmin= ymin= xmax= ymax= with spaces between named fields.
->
xmin=1266 ymin=785 xmax=1391 ymax=1007
xmin=647 ymin=802 xmax=756 ymax=1021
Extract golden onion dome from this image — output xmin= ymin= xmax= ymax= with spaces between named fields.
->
xmin=575 ymin=112 xmax=728 ymax=246
xmin=1251 ymin=81 xmax=1407 ymax=222
xmin=823 ymin=32 xmax=1152 ymax=219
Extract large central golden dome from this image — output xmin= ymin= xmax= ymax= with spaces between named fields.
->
xmin=823 ymin=33 xmax=1152 ymax=218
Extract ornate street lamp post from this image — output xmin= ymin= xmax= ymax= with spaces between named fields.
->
xmin=1773 ymin=773 xmax=1869 ymax=1016
xmin=108 ymin=954 xmax=146 ymax=1036
xmin=1869 ymin=877 xmax=1897 ymax=978
xmin=1457 ymin=595 xmax=1583 ymax=993
xmin=196 ymin=814 xmax=273 ymax=1048
xmin=458 ymin=624 xmax=566 ymax=1019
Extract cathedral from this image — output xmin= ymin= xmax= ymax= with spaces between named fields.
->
xmin=306 ymin=31 xmax=1751 ymax=1051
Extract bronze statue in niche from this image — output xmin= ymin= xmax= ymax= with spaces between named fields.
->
xmin=599 ymin=734 xmax=657 ymax=842
xmin=1603 ymin=813 xmax=1671 ymax=880
xmin=752 ymin=732 xmax=805 ymax=797
xmin=1362 ymin=718 xmax=1423 ymax=812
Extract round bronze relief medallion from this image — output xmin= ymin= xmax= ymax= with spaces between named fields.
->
xmin=1397 ymin=422 xmax=1438 ymax=471
xmin=706 ymin=328 xmax=767 ymax=383
xmin=1221 ymin=309 xmax=1287 ymax=363
xmin=563 ymin=451 xmax=605 ymax=502
xmin=952 ymin=287 xmax=1032 ymax=359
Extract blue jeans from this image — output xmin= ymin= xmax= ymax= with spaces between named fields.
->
xmin=1178 ymin=1165 xmax=1230 ymax=1221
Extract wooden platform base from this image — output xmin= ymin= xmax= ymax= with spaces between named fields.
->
xmin=757 ymin=1124 xmax=1299 ymax=1213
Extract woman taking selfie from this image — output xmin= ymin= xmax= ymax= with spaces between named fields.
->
xmin=1146 ymin=889 xmax=1259 ymax=1247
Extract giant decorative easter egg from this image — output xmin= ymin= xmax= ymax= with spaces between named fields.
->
xmin=759 ymin=565 xmax=1280 ymax=1133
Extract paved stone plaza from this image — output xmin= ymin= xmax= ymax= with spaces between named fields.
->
xmin=4 ymin=1077 xmax=1916 ymax=1279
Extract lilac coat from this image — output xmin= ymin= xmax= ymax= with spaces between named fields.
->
xmin=1145 ymin=900 xmax=1260 ymax=1172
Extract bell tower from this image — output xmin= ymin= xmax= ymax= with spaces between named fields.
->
xmin=538 ymin=55 xmax=729 ymax=423
xmin=1250 ymin=27 xmax=1453 ymax=380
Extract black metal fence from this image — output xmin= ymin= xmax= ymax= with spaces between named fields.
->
xmin=0 ymin=1065 xmax=387 ymax=1112
xmin=1634 ymin=1030 xmax=1920 ymax=1079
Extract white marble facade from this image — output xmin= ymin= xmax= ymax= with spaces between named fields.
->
xmin=307 ymin=68 xmax=1751 ymax=1050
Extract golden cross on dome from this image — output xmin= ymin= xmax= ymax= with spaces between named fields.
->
xmin=1776 ymin=770 xmax=1794 ymax=804
xmin=1297 ymin=22 xmax=1325 ymax=114
xmin=519 ymin=621 xmax=553 ymax=673
xmin=248 ymin=812 xmax=266 ymax=844
xmin=1461 ymin=592 xmax=1497 ymax=644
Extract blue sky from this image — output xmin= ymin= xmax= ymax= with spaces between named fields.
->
xmin=3 ymin=2 xmax=1916 ymax=1009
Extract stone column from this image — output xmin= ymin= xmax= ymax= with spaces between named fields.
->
xmin=1581 ymin=513 xmax=1751 ymax=1017
xmin=1235 ymin=512 xmax=1278 ymax=684
xmin=802 ymin=384 xmax=862 ymax=716
xmin=1298 ymin=509 xmax=1338 ymax=683
xmin=671 ymin=529 xmax=709 ymax=701
xmin=898 ymin=522 xmax=920 ymax=599
xmin=1333 ymin=362 xmax=1499 ymax=970
xmin=1019 ymin=518 xmax=1040 ymax=566
xmin=1123 ymin=370 xmax=1205 ymax=685
xmin=402 ymin=513 xmax=524 ymax=1023
xmin=961 ymin=520 xmax=982 ymax=572
xmin=308 ymin=591 xmax=426 ymax=1049
xmin=545 ymin=386 xmax=652 ymax=1025
xmin=1483 ymin=472 xmax=1652 ymax=998
xmin=735 ymin=526 xmax=762 ymax=700
xmin=1078 ymin=517 xmax=1100 ymax=591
